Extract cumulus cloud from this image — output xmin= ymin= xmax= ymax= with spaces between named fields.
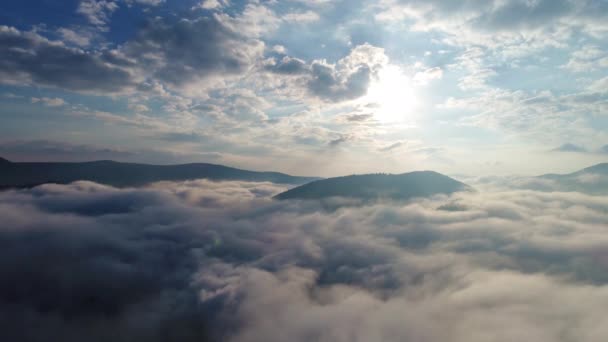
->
xmin=57 ymin=27 xmax=95 ymax=47
xmin=0 ymin=26 xmax=137 ymax=93
xmin=122 ymin=15 xmax=265 ymax=93
xmin=1 ymin=5 xmax=271 ymax=97
xmin=77 ymin=0 xmax=119 ymax=28
xmin=194 ymin=0 xmax=229 ymax=10
xmin=264 ymin=43 xmax=389 ymax=103
xmin=78 ymin=0 xmax=164 ymax=29
xmin=1 ymin=178 xmax=608 ymax=341
xmin=263 ymin=56 xmax=308 ymax=75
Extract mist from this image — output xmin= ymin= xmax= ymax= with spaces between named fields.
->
xmin=1 ymin=179 xmax=607 ymax=341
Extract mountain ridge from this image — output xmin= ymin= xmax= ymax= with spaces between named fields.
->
xmin=0 ymin=157 xmax=321 ymax=189
xmin=533 ymin=162 xmax=608 ymax=194
xmin=275 ymin=170 xmax=472 ymax=201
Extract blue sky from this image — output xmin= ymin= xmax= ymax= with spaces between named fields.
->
xmin=1 ymin=0 xmax=607 ymax=176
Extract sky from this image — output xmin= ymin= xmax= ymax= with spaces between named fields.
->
xmin=1 ymin=0 xmax=608 ymax=177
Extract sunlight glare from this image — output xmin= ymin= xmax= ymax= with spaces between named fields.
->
xmin=365 ymin=65 xmax=417 ymax=123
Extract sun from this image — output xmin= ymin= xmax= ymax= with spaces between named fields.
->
xmin=364 ymin=65 xmax=418 ymax=123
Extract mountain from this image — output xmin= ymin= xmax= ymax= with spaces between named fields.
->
xmin=275 ymin=171 xmax=472 ymax=201
xmin=0 ymin=158 xmax=320 ymax=189
xmin=537 ymin=162 xmax=608 ymax=194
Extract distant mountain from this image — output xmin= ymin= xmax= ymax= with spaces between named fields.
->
xmin=0 ymin=158 xmax=320 ymax=189
xmin=275 ymin=171 xmax=472 ymax=201
xmin=536 ymin=162 xmax=608 ymax=194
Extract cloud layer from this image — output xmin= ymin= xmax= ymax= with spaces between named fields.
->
xmin=1 ymin=179 xmax=608 ymax=341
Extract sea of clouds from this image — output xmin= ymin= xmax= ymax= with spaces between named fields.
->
xmin=1 ymin=179 xmax=608 ymax=341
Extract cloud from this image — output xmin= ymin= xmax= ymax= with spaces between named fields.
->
xmin=589 ymin=76 xmax=608 ymax=93
xmin=282 ymin=10 xmax=321 ymax=23
xmin=57 ymin=28 xmax=94 ymax=47
xmin=562 ymin=45 xmax=608 ymax=72
xmin=264 ymin=56 xmax=308 ymax=75
xmin=445 ymin=87 xmax=606 ymax=145
xmin=0 ymin=26 xmax=137 ymax=93
xmin=378 ymin=141 xmax=404 ymax=152
xmin=264 ymin=43 xmax=389 ymax=103
xmin=77 ymin=0 xmax=119 ymax=29
xmin=194 ymin=0 xmax=228 ymax=10
xmin=378 ymin=0 xmax=608 ymax=49
xmin=1 ymin=5 xmax=273 ymax=97
xmin=0 ymin=139 xmax=225 ymax=164
xmin=343 ymin=113 xmax=374 ymax=122
xmin=328 ymin=134 xmax=353 ymax=147
xmin=125 ymin=0 xmax=164 ymax=5
xmin=123 ymin=15 xmax=265 ymax=93
xmin=155 ymin=131 xmax=207 ymax=143
xmin=1 ymin=179 xmax=608 ymax=341
xmin=413 ymin=66 xmax=443 ymax=85
xmin=192 ymin=88 xmax=270 ymax=122
xmin=78 ymin=0 xmax=164 ymax=29
xmin=31 ymin=97 xmax=66 ymax=107
xmin=552 ymin=143 xmax=587 ymax=153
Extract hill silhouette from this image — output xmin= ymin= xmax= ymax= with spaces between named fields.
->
xmin=275 ymin=171 xmax=472 ymax=201
xmin=537 ymin=162 xmax=608 ymax=194
xmin=0 ymin=158 xmax=320 ymax=189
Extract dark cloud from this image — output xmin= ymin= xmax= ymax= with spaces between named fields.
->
xmin=344 ymin=113 xmax=374 ymax=122
xmin=0 ymin=9 xmax=265 ymax=94
xmin=0 ymin=26 xmax=136 ymax=93
xmin=264 ymin=56 xmax=308 ymax=75
xmin=264 ymin=43 xmax=387 ymax=103
xmin=308 ymin=62 xmax=371 ymax=101
xmin=1 ymin=179 xmax=608 ymax=341
xmin=124 ymin=16 xmax=264 ymax=88
xmin=155 ymin=132 xmax=207 ymax=143
xmin=378 ymin=141 xmax=403 ymax=152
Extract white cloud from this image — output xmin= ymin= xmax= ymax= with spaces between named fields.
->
xmin=413 ymin=66 xmax=443 ymax=85
xmin=1 ymin=180 xmax=608 ymax=340
xmin=125 ymin=0 xmax=164 ymax=5
xmin=262 ymin=43 xmax=389 ymax=103
xmin=282 ymin=10 xmax=321 ymax=23
xmin=57 ymin=28 xmax=94 ymax=47
xmin=563 ymin=45 xmax=608 ymax=72
xmin=194 ymin=0 xmax=229 ymax=10
xmin=30 ymin=97 xmax=66 ymax=107
xmin=77 ymin=0 xmax=119 ymax=28
xmin=377 ymin=0 xmax=607 ymax=52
